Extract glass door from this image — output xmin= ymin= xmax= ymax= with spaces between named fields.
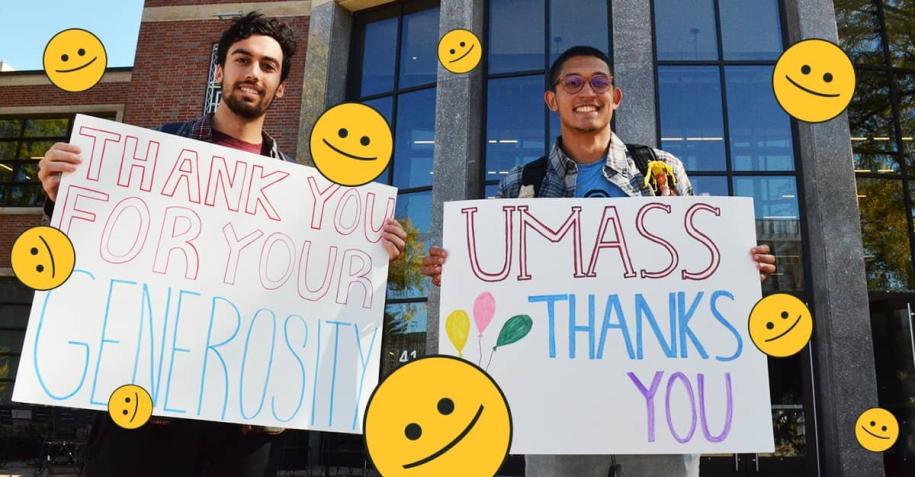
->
xmin=869 ymin=293 xmax=915 ymax=477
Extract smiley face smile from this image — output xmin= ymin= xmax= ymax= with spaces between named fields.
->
xmin=403 ymin=404 xmax=484 ymax=469
xmin=764 ymin=314 xmax=802 ymax=342
xmin=321 ymin=138 xmax=377 ymax=161
xmin=448 ymin=44 xmax=475 ymax=64
xmin=784 ymin=75 xmax=840 ymax=98
xmin=55 ymin=56 xmax=98 ymax=73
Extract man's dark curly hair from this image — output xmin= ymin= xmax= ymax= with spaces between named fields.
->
xmin=217 ymin=11 xmax=297 ymax=83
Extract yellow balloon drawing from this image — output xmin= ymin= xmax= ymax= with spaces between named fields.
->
xmin=446 ymin=310 xmax=470 ymax=356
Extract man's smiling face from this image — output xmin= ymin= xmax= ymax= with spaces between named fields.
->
xmin=216 ymin=34 xmax=286 ymax=120
xmin=545 ymin=55 xmax=620 ymax=134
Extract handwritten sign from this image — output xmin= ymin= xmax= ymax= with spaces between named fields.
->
xmin=13 ymin=115 xmax=396 ymax=433
xmin=439 ymin=198 xmax=774 ymax=454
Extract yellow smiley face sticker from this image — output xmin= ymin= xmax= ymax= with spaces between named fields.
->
xmin=364 ymin=356 xmax=512 ymax=477
xmin=43 ymin=28 xmax=108 ymax=92
xmin=748 ymin=293 xmax=813 ymax=358
xmin=772 ymin=38 xmax=856 ymax=123
xmin=309 ymin=102 xmax=393 ymax=187
xmin=11 ymin=226 xmax=76 ymax=291
xmin=438 ymin=29 xmax=482 ymax=74
xmin=855 ymin=408 xmax=899 ymax=452
xmin=108 ymin=384 xmax=154 ymax=430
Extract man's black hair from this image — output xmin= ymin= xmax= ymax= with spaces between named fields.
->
xmin=217 ymin=11 xmax=297 ymax=83
xmin=548 ymin=46 xmax=614 ymax=91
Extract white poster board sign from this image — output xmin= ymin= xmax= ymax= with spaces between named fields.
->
xmin=439 ymin=198 xmax=774 ymax=454
xmin=13 ymin=114 xmax=396 ymax=433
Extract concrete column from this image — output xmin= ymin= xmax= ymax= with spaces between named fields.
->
xmin=426 ymin=0 xmax=485 ymax=354
xmin=783 ymin=0 xmax=883 ymax=475
xmin=295 ymin=0 xmax=353 ymax=166
xmin=611 ymin=0 xmax=658 ymax=146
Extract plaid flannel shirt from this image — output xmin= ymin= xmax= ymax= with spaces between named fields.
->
xmin=496 ymin=132 xmax=693 ymax=199
xmin=161 ymin=113 xmax=291 ymax=162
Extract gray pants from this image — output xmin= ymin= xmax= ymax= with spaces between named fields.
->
xmin=525 ymin=454 xmax=700 ymax=477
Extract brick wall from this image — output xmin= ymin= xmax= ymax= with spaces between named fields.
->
xmin=124 ymin=15 xmax=309 ymax=156
xmin=0 ymin=215 xmax=45 ymax=268
xmin=145 ymin=0 xmax=285 ymax=6
xmin=0 ymin=81 xmax=130 ymax=108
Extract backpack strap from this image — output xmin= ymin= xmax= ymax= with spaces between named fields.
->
xmin=520 ymin=156 xmax=549 ymax=198
xmin=520 ymin=145 xmax=657 ymax=198
xmin=624 ymin=143 xmax=657 ymax=179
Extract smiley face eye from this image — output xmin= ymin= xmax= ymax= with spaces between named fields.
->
xmin=823 ymin=72 xmax=833 ymax=83
xmin=361 ymin=136 xmax=371 ymax=146
xmin=30 ymin=247 xmax=38 ymax=255
xmin=78 ymin=48 xmax=85 ymax=56
xmin=766 ymin=322 xmax=774 ymax=330
xmin=801 ymin=65 xmax=811 ymax=74
xmin=460 ymin=41 xmax=466 ymax=47
xmin=61 ymin=54 xmax=69 ymax=62
xmin=122 ymin=409 xmax=128 ymax=415
xmin=882 ymin=425 xmax=887 ymax=431
xmin=870 ymin=420 xmax=876 ymax=426
xmin=338 ymin=128 xmax=348 ymax=138
xmin=36 ymin=265 xmax=44 ymax=273
xmin=450 ymin=48 xmax=456 ymax=55
xmin=125 ymin=397 xmax=131 ymax=403
xmin=438 ymin=398 xmax=454 ymax=415
xmin=781 ymin=311 xmax=789 ymax=319
xmin=405 ymin=423 xmax=422 ymax=440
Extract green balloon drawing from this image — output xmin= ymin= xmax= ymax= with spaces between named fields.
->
xmin=494 ymin=314 xmax=533 ymax=349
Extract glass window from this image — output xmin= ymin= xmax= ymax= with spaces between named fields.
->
xmin=0 ymin=120 xmax=20 ymax=138
xmin=850 ymin=70 xmax=898 ymax=155
xmin=653 ymin=0 xmax=719 ymax=61
xmin=359 ymin=17 xmax=398 ymax=96
xmin=549 ymin=0 xmax=609 ymax=65
xmin=393 ymin=88 xmax=437 ymax=189
xmin=857 ymin=178 xmax=914 ymax=291
xmin=726 ymin=66 xmax=794 ymax=171
xmin=363 ymin=97 xmax=394 ymax=184
xmin=0 ymin=331 xmax=25 ymax=355
xmin=399 ymin=6 xmax=440 ymax=88
xmin=719 ymin=0 xmax=783 ymax=60
xmin=380 ymin=301 xmax=429 ymax=377
xmin=0 ymin=114 xmax=111 ymax=207
xmin=689 ymin=175 xmax=728 ymax=196
xmin=884 ymin=0 xmax=915 ymax=69
xmin=388 ymin=191 xmax=433 ymax=299
xmin=899 ymin=72 xmax=915 ymax=173
xmin=23 ymin=118 xmax=69 ymax=138
xmin=488 ymin=0 xmax=545 ymax=74
xmin=486 ymin=76 xmax=547 ymax=180
xmin=658 ymin=66 xmax=726 ymax=171
xmin=733 ymin=177 xmax=805 ymax=292
xmin=836 ymin=0 xmax=885 ymax=65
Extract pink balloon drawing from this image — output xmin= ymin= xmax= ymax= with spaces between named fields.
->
xmin=473 ymin=291 xmax=495 ymax=335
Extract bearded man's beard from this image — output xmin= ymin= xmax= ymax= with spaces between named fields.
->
xmin=222 ymin=81 xmax=276 ymax=119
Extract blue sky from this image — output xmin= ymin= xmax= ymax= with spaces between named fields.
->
xmin=0 ymin=1 xmax=144 ymax=71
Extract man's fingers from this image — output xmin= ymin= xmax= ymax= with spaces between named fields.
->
xmin=759 ymin=263 xmax=776 ymax=275
xmin=44 ymin=148 xmax=82 ymax=165
xmin=39 ymin=161 xmax=78 ymax=175
xmin=384 ymin=221 xmax=407 ymax=240
xmin=429 ymin=246 xmax=447 ymax=257
xmin=50 ymin=142 xmax=81 ymax=154
xmin=383 ymin=232 xmax=406 ymax=251
xmin=754 ymin=254 xmax=776 ymax=265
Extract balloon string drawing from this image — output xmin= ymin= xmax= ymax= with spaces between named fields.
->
xmin=446 ymin=291 xmax=533 ymax=370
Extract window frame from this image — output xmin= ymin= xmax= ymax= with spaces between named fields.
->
xmin=480 ymin=0 xmax=614 ymax=194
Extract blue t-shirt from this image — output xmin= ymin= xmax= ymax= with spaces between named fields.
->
xmin=575 ymin=159 xmax=625 ymax=198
